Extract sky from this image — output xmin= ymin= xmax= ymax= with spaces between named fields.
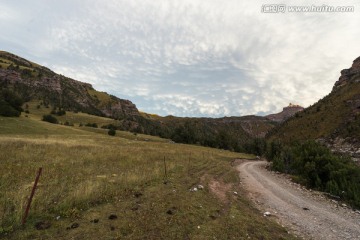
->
xmin=1 ymin=0 xmax=359 ymax=117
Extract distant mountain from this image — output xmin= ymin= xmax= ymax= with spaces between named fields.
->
xmin=0 ymin=51 xmax=139 ymax=119
xmin=268 ymin=56 xmax=360 ymax=162
xmin=265 ymin=103 xmax=304 ymax=122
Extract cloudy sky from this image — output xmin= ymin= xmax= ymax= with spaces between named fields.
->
xmin=1 ymin=0 xmax=359 ymax=117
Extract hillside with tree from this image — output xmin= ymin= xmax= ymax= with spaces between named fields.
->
xmin=267 ymin=56 xmax=360 ymax=162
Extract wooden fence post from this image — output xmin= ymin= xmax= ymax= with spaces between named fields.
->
xmin=163 ymin=156 xmax=168 ymax=183
xmin=22 ymin=167 xmax=42 ymax=225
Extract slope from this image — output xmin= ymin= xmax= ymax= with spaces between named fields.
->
xmin=268 ymin=56 xmax=360 ymax=160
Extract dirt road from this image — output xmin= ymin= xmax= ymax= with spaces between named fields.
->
xmin=237 ymin=161 xmax=360 ymax=240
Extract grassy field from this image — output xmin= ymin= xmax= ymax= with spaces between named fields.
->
xmin=0 ymin=111 xmax=295 ymax=239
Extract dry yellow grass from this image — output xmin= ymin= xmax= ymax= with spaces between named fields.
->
xmin=0 ymin=114 xmax=295 ymax=239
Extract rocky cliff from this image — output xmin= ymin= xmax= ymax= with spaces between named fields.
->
xmin=0 ymin=51 xmax=139 ymax=119
xmin=333 ymin=56 xmax=360 ymax=90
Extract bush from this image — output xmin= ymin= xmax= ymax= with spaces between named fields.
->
xmin=0 ymin=100 xmax=21 ymax=117
xmin=108 ymin=128 xmax=116 ymax=136
xmin=267 ymin=140 xmax=360 ymax=208
xmin=85 ymin=123 xmax=98 ymax=128
xmin=0 ymin=89 xmax=23 ymax=117
xmin=42 ymin=114 xmax=58 ymax=124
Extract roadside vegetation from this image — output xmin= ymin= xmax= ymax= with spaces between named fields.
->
xmin=266 ymin=140 xmax=360 ymax=208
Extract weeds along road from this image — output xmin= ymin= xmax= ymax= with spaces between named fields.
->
xmin=237 ymin=161 xmax=360 ymax=240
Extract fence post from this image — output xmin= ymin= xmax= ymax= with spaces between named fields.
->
xmin=163 ymin=156 xmax=168 ymax=183
xmin=22 ymin=167 xmax=42 ymax=225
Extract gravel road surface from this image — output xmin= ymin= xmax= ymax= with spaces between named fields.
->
xmin=237 ymin=161 xmax=360 ymax=240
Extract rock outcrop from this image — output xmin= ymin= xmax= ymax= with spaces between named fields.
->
xmin=265 ymin=103 xmax=304 ymax=123
xmin=333 ymin=56 xmax=360 ymax=90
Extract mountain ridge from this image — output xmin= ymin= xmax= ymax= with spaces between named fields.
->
xmin=0 ymin=51 xmax=139 ymax=119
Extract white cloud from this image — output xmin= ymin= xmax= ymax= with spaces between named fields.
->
xmin=1 ymin=0 xmax=359 ymax=117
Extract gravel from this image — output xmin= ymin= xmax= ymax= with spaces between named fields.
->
xmin=237 ymin=161 xmax=360 ymax=240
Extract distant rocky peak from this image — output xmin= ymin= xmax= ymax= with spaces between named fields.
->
xmin=285 ymin=103 xmax=302 ymax=109
xmin=266 ymin=103 xmax=304 ymax=123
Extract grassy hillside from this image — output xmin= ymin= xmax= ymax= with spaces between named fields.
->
xmin=0 ymin=113 xmax=294 ymax=239
xmin=268 ymin=80 xmax=360 ymax=143
xmin=268 ymin=56 xmax=360 ymax=145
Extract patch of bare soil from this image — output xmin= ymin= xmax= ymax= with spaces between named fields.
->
xmin=208 ymin=179 xmax=232 ymax=204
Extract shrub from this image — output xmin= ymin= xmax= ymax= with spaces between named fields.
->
xmin=85 ymin=123 xmax=98 ymax=128
xmin=42 ymin=114 xmax=58 ymax=124
xmin=108 ymin=128 xmax=116 ymax=136
xmin=0 ymin=90 xmax=23 ymax=117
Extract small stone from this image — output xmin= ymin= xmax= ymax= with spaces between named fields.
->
xmin=55 ymin=216 xmax=60 ymax=220
xmin=263 ymin=211 xmax=271 ymax=217
xmin=134 ymin=192 xmax=143 ymax=198
xmin=191 ymin=187 xmax=198 ymax=192
xmin=233 ymin=191 xmax=238 ymax=195
xmin=342 ymin=203 xmax=347 ymax=208
xmin=108 ymin=214 xmax=118 ymax=220
xmin=131 ymin=206 xmax=139 ymax=211
xmin=209 ymin=215 xmax=217 ymax=220
xmin=197 ymin=185 xmax=204 ymax=190
xmin=70 ymin=223 xmax=79 ymax=229
xmin=35 ymin=221 xmax=51 ymax=230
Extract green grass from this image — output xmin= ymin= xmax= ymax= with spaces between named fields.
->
xmin=0 ymin=112 xmax=295 ymax=239
xmin=25 ymin=100 xmax=119 ymax=126
xmin=269 ymin=81 xmax=360 ymax=142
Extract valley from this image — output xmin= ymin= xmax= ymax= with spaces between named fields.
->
xmin=1 ymin=51 xmax=360 ymax=239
